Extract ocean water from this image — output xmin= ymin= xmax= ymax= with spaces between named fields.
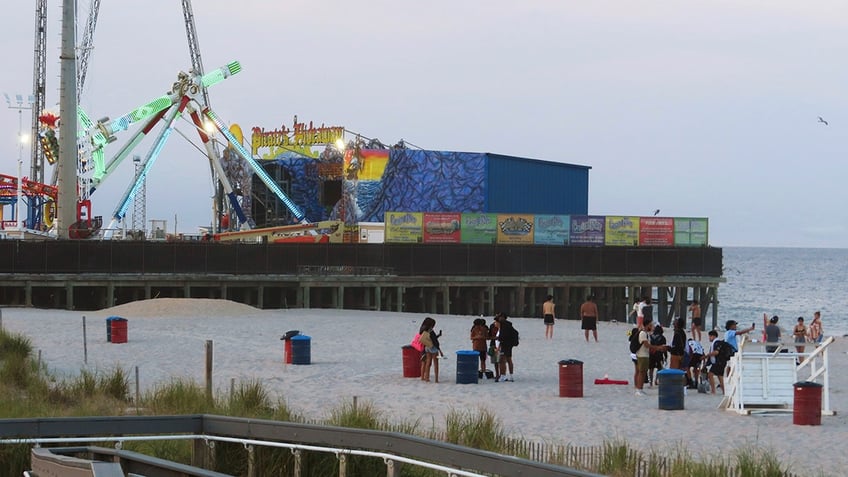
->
xmin=719 ymin=247 xmax=848 ymax=337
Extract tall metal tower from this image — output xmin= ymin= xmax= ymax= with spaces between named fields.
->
xmin=131 ymin=155 xmax=147 ymax=235
xmin=182 ymin=0 xmax=224 ymax=233
xmin=31 ymin=0 xmax=47 ymax=184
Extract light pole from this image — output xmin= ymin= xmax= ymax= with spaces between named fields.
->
xmin=4 ymin=93 xmax=35 ymax=230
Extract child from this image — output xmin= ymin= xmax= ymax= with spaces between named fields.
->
xmin=470 ymin=318 xmax=489 ymax=377
xmin=418 ymin=317 xmax=438 ymax=382
xmin=685 ymin=337 xmax=705 ymax=389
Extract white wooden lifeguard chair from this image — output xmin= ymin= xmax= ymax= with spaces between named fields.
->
xmin=719 ymin=336 xmax=835 ymax=415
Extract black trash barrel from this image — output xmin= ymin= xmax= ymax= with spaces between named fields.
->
xmin=657 ymin=369 xmax=686 ymax=410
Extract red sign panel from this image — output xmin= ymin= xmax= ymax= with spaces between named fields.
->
xmin=423 ymin=212 xmax=461 ymax=243
xmin=639 ymin=217 xmax=674 ymax=246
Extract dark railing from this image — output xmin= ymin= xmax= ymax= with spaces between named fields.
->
xmin=0 ymin=240 xmax=722 ymax=277
xmin=1 ymin=414 xmax=599 ymax=477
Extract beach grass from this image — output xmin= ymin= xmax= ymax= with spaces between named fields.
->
xmin=0 ymin=327 xmax=809 ymax=477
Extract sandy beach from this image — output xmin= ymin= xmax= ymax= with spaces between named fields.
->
xmin=1 ymin=299 xmax=845 ymax=476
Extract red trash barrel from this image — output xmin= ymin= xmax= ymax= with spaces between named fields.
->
xmin=793 ymin=381 xmax=823 ymax=426
xmin=281 ymin=330 xmax=300 ymax=364
xmin=402 ymin=345 xmax=422 ymax=378
xmin=110 ymin=318 xmax=128 ymax=344
xmin=558 ymin=359 xmax=583 ymax=397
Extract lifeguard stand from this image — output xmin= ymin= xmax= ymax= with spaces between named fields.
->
xmin=720 ymin=336 xmax=835 ymax=415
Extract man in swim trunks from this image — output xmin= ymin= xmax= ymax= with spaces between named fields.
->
xmin=689 ymin=299 xmax=702 ymax=341
xmin=580 ymin=295 xmax=599 ymax=342
xmin=542 ymin=295 xmax=555 ymax=340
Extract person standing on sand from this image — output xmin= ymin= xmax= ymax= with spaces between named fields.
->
xmin=542 ymin=295 xmax=556 ymax=340
xmin=580 ymin=295 xmax=599 ymax=342
xmin=488 ymin=318 xmax=501 ymax=381
xmin=765 ymin=316 xmax=781 ymax=353
xmin=668 ymin=318 xmax=687 ymax=371
xmin=495 ymin=313 xmax=518 ymax=382
xmin=632 ymin=297 xmax=646 ymax=327
xmin=634 ymin=320 xmax=666 ymax=396
xmin=809 ymin=311 xmax=823 ymax=343
xmin=418 ymin=318 xmax=435 ymax=382
xmin=688 ymin=300 xmax=702 ymax=341
xmin=470 ymin=318 xmax=489 ymax=376
xmin=793 ymin=317 xmax=807 ymax=355
xmin=704 ymin=330 xmax=726 ymax=394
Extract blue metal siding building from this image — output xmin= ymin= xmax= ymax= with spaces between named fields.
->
xmin=485 ymin=153 xmax=590 ymax=215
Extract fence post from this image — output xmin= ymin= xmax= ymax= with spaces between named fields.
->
xmin=293 ymin=449 xmax=302 ymax=477
xmin=338 ymin=453 xmax=347 ymax=477
xmin=205 ymin=340 xmax=213 ymax=403
xmin=246 ymin=444 xmax=255 ymax=477
xmin=386 ymin=458 xmax=399 ymax=477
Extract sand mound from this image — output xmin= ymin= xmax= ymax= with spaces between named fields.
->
xmin=92 ymin=298 xmax=262 ymax=318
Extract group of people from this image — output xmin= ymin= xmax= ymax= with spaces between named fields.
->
xmin=764 ymin=311 xmax=824 ymax=356
xmin=634 ymin=308 xmax=826 ymax=397
xmin=413 ymin=312 xmax=519 ymax=383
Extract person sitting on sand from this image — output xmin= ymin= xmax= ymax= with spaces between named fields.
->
xmin=470 ymin=318 xmax=489 ymax=376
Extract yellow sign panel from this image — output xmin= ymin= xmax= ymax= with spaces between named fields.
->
xmin=496 ymin=214 xmax=534 ymax=244
xmin=605 ymin=216 xmax=639 ymax=246
xmin=385 ymin=212 xmax=423 ymax=243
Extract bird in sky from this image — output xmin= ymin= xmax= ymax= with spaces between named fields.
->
xmin=818 ymin=116 xmax=828 ymax=126
xmin=653 ymin=209 xmax=660 ymax=216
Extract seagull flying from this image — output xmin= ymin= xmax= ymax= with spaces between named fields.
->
xmin=818 ymin=116 xmax=828 ymax=126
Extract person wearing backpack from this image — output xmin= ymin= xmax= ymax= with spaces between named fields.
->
xmin=634 ymin=320 xmax=667 ymax=396
xmin=704 ymin=329 xmax=730 ymax=394
xmin=495 ymin=313 xmax=518 ymax=382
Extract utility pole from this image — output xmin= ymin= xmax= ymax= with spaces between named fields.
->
xmin=56 ymin=0 xmax=78 ymax=239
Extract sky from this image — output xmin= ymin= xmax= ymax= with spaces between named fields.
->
xmin=1 ymin=1 xmax=846 ymax=248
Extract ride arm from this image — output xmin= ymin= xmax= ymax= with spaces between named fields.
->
xmin=204 ymin=108 xmax=307 ymax=223
xmin=104 ymin=96 xmax=190 ymax=236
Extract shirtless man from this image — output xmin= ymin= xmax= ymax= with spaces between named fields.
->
xmin=542 ymin=295 xmax=556 ymax=340
xmin=688 ymin=300 xmax=702 ymax=341
xmin=580 ymin=295 xmax=599 ymax=342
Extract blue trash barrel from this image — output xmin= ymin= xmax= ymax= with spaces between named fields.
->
xmin=455 ymin=350 xmax=480 ymax=384
xmin=290 ymin=335 xmax=311 ymax=365
xmin=657 ymin=369 xmax=686 ymax=410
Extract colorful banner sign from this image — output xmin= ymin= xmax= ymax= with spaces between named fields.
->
xmin=460 ymin=213 xmax=498 ymax=244
xmin=423 ymin=212 xmax=461 ymax=243
xmin=570 ymin=215 xmax=605 ymax=246
xmin=674 ymin=217 xmax=709 ymax=246
xmin=605 ymin=216 xmax=639 ymax=246
xmin=639 ymin=217 xmax=674 ymax=246
xmin=385 ymin=211 xmax=423 ymax=243
xmin=534 ymin=214 xmax=570 ymax=245
xmin=496 ymin=214 xmax=534 ymax=244
xmin=251 ymin=119 xmax=344 ymax=156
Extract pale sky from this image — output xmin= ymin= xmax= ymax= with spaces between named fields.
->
xmin=1 ymin=1 xmax=846 ymax=247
